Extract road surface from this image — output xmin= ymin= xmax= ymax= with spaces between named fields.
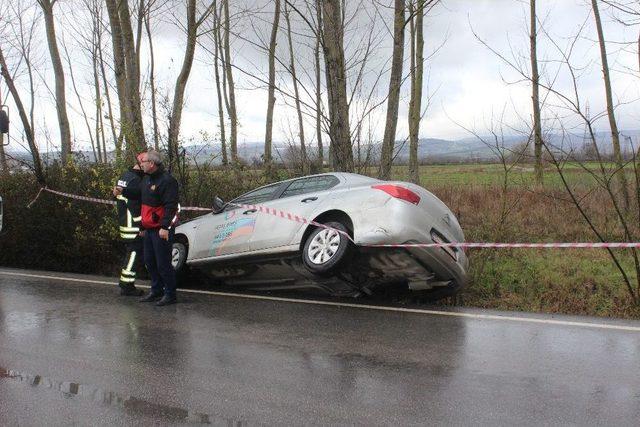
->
xmin=1 ymin=268 xmax=639 ymax=425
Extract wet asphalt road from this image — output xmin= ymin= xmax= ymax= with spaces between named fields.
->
xmin=1 ymin=268 xmax=640 ymax=426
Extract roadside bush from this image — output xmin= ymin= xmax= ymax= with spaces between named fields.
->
xmin=0 ymin=163 xmax=120 ymax=275
xmin=0 ymin=162 xmax=290 ymax=275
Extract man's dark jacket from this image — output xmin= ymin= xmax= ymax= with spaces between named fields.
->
xmin=123 ymin=165 xmax=179 ymax=230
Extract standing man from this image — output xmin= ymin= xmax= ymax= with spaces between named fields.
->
xmin=115 ymin=150 xmax=180 ymax=306
xmin=115 ymin=157 xmax=145 ymax=296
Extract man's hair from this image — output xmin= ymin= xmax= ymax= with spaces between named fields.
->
xmin=146 ymin=150 xmax=163 ymax=166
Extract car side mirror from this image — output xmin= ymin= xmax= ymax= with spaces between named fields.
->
xmin=0 ymin=109 xmax=8 ymax=134
xmin=212 ymin=196 xmax=226 ymax=214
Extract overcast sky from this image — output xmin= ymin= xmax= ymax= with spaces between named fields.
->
xmin=2 ymin=0 xmax=639 ymax=153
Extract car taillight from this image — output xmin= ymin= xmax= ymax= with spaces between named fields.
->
xmin=372 ymin=184 xmax=420 ymax=205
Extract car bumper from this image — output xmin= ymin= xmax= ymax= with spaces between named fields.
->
xmin=352 ymin=198 xmax=469 ymax=288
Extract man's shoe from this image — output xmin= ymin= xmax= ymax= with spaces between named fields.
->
xmin=139 ymin=292 xmax=163 ymax=303
xmin=155 ymin=295 xmax=177 ymax=306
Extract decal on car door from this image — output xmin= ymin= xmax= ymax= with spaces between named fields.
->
xmin=209 ymin=216 xmax=256 ymax=256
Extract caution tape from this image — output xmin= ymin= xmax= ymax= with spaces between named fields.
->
xmin=30 ymin=187 xmax=640 ymax=249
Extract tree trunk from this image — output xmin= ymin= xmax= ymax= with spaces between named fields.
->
xmin=0 ymin=47 xmax=44 ymax=183
xmin=117 ymin=0 xmax=146 ymax=160
xmin=135 ymin=0 xmax=145 ymax=66
xmin=530 ymin=0 xmax=544 ymax=185
xmin=223 ymin=0 xmax=238 ymax=164
xmin=168 ymin=0 xmax=198 ymax=168
xmin=264 ymin=0 xmax=281 ymax=177
xmin=378 ymin=0 xmax=405 ymax=180
xmin=104 ymin=0 xmax=128 ymax=161
xmin=213 ymin=1 xmax=228 ymax=166
xmin=0 ymin=132 xmax=6 ymax=173
xmin=408 ymin=0 xmax=423 ymax=185
xmin=285 ymin=3 xmax=308 ymax=174
xmin=322 ymin=0 xmax=353 ymax=172
xmin=97 ymin=34 xmax=119 ymax=157
xmin=145 ymin=10 xmax=160 ymax=151
xmin=39 ymin=0 xmax=72 ymax=164
xmin=92 ymin=32 xmax=103 ymax=163
xmin=315 ymin=1 xmax=324 ymax=171
xmin=592 ymin=0 xmax=629 ymax=210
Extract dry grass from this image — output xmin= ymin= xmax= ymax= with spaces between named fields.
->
xmin=428 ymin=183 xmax=640 ymax=318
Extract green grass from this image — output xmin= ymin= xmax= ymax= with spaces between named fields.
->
xmin=385 ymin=162 xmax=634 ymax=188
xmin=459 ymin=250 xmax=640 ymax=318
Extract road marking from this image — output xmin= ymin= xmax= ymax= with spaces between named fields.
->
xmin=2 ymin=269 xmax=640 ymax=332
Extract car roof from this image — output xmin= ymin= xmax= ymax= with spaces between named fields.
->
xmin=230 ymin=172 xmax=381 ymax=202
xmin=281 ymin=172 xmax=380 ymax=186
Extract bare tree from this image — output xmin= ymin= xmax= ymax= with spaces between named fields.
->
xmin=530 ymin=0 xmax=544 ymax=185
xmin=0 ymin=46 xmax=44 ymax=182
xmin=37 ymin=0 xmax=72 ymax=163
xmin=0 ymin=86 xmax=7 ymax=173
xmin=105 ymin=0 xmax=145 ymax=162
xmin=314 ymin=0 xmax=324 ymax=170
xmin=322 ymin=0 xmax=353 ymax=171
xmin=284 ymin=1 xmax=309 ymax=174
xmin=602 ymin=0 xmax=640 ymax=73
xmin=167 ymin=0 xmax=215 ymax=168
xmin=408 ymin=0 xmax=424 ymax=184
xmin=119 ymin=0 xmax=145 ymax=159
xmin=592 ymin=0 xmax=630 ymax=210
xmin=62 ymin=41 xmax=98 ymax=163
xmin=222 ymin=0 xmax=238 ymax=164
xmin=97 ymin=24 xmax=118 ymax=155
xmin=144 ymin=2 xmax=160 ymax=151
xmin=212 ymin=0 xmax=227 ymax=165
xmin=378 ymin=0 xmax=406 ymax=180
xmin=264 ymin=0 xmax=281 ymax=177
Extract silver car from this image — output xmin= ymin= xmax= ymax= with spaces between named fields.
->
xmin=172 ymin=173 xmax=468 ymax=298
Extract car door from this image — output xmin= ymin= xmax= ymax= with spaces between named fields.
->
xmin=248 ymin=175 xmax=341 ymax=252
xmin=189 ymin=183 xmax=283 ymax=259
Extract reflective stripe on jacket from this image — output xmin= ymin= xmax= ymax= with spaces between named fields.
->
xmin=116 ymin=168 xmax=144 ymax=240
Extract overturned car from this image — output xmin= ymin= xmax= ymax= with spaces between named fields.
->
xmin=171 ymin=173 xmax=468 ymax=299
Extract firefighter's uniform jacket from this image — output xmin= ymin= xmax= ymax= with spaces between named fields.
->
xmin=116 ymin=168 xmax=144 ymax=287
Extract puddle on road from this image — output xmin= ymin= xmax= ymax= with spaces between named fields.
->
xmin=0 ymin=367 xmax=243 ymax=425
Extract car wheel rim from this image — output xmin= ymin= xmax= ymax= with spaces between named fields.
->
xmin=308 ymin=229 xmax=341 ymax=265
xmin=171 ymin=247 xmax=181 ymax=268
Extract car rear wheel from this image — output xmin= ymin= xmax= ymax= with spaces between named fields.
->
xmin=303 ymin=221 xmax=352 ymax=275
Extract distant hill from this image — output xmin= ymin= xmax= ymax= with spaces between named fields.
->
xmin=6 ymin=130 xmax=639 ymax=165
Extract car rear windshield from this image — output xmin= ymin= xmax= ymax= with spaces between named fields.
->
xmin=280 ymin=175 xmax=340 ymax=198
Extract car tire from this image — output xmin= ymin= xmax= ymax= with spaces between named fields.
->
xmin=302 ymin=221 xmax=352 ymax=275
xmin=171 ymin=242 xmax=187 ymax=272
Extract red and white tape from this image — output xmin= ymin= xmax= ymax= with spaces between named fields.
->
xmin=31 ymin=187 xmax=640 ymax=249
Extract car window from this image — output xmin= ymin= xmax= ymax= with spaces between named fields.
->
xmin=280 ymin=175 xmax=340 ymax=199
xmin=231 ymin=182 xmax=282 ymax=206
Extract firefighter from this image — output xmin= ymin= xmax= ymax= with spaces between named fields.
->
xmin=115 ymin=156 xmax=146 ymax=296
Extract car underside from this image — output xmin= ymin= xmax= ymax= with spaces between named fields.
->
xmin=183 ymin=246 xmax=461 ymax=299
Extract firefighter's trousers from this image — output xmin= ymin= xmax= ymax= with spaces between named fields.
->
xmin=119 ymin=238 xmax=144 ymax=289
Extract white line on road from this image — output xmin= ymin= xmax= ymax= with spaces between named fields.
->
xmin=2 ymin=269 xmax=640 ymax=332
